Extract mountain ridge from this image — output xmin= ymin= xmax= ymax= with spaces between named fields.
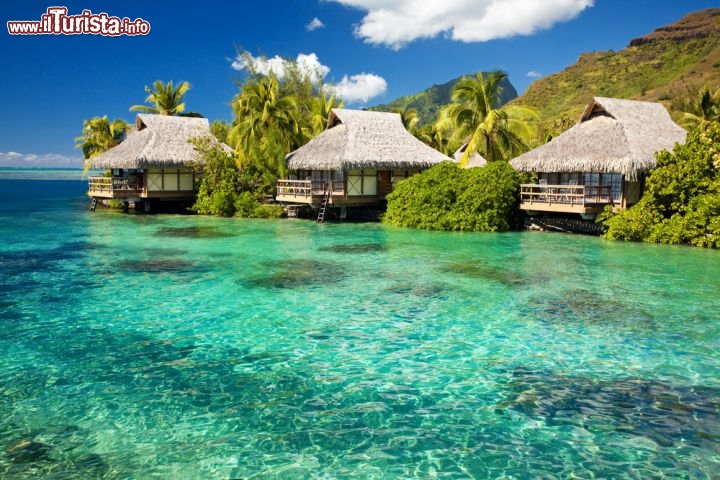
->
xmin=369 ymin=8 xmax=720 ymax=138
xmin=367 ymin=74 xmax=518 ymax=126
xmin=513 ymin=8 xmax=720 ymax=137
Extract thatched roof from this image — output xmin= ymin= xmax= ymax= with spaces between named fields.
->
xmin=510 ymin=97 xmax=686 ymax=181
xmin=286 ymin=108 xmax=451 ymax=170
xmin=89 ymin=114 xmax=229 ymax=169
xmin=453 ymin=143 xmax=488 ymax=168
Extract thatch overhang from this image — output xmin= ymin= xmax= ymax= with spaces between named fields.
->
xmin=453 ymin=143 xmax=488 ymax=168
xmin=286 ymin=108 xmax=452 ymax=171
xmin=510 ymin=97 xmax=686 ymax=181
xmin=89 ymin=114 xmax=230 ymax=170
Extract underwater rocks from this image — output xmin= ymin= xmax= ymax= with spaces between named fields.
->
xmin=6 ymin=439 xmax=51 ymax=463
xmin=241 ymin=259 xmax=345 ymax=289
xmin=115 ymin=258 xmax=203 ymax=274
xmin=443 ymin=261 xmax=524 ymax=287
xmin=524 ymin=288 xmax=656 ymax=329
xmin=155 ymin=226 xmax=234 ymax=239
xmin=501 ymin=366 xmax=720 ymax=449
xmin=319 ymin=243 xmax=388 ymax=254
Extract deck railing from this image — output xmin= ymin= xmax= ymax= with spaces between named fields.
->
xmin=88 ymin=176 xmax=143 ymax=194
xmin=88 ymin=176 xmax=112 ymax=193
xmin=520 ymin=184 xmax=613 ymax=206
xmin=276 ymin=179 xmax=345 ymax=199
xmin=276 ymin=179 xmax=313 ymax=199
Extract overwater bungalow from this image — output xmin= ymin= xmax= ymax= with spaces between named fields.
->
xmin=510 ymin=97 xmax=686 ymax=219
xmin=87 ymin=114 xmax=229 ymax=211
xmin=275 ymin=108 xmax=451 ymax=217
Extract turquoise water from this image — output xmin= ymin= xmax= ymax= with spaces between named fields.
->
xmin=1 ymin=176 xmax=720 ymax=479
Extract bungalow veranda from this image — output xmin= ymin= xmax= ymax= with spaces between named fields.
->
xmin=509 ymin=97 xmax=687 ymax=219
xmin=275 ymin=108 xmax=452 ymax=216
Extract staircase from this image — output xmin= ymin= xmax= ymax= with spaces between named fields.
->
xmin=317 ymin=183 xmax=331 ymax=223
xmin=90 ymin=198 xmax=98 ymax=212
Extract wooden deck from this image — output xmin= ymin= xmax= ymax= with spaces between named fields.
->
xmin=275 ymin=179 xmax=365 ymax=206
xmin=87 ymin=176 xmax=195 ymax=200
xmin=88 ymin=176 xmax=144 ymax=198
xmin=519 ymin=184 xmax=614 ymax=215
xmin=275 ymin=179 xmax=316 ymax=203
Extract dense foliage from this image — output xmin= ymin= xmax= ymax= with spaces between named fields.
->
xmin=602 ymin=123 xmax=720 ymax=247
xmin=190 ymin=139 xmax=282 ymax=218
xmin=681 ymin=85 xmax=720 ymax=131
xmin=227 ymin=53 xmax=342 ymax=194
xmin=383 ymin=161 xmax=522 ymax=231
xmin=75 ymin=116 xmax=128 ymax=165
xmin=438 ymin=71 xmax=538 ymax=163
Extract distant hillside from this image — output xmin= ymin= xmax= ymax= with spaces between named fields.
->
xmin=513 ymin=8 xmax=720 ymax=137
xmin=368 ymin=74 xmax=518 ymax=126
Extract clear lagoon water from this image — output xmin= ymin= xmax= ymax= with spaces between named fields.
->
xmin=1 ymin=172 xmax=719 ymax=479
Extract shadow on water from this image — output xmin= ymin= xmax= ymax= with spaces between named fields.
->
xmin=240 ymin=259 xmax=345 ymax=289
xmin=499 ymin=366 xmax=720 ymax=449
xmin=154 ymin=226 xmax=234 ymax=239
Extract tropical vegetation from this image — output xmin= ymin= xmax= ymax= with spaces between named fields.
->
xmin=383 ymin=161 xmax=523 ymax=232
xmin=681 ymin=85 xmax=720 ymax=130
xmin=76 ymin=9 xmax=720 ymax=249
xmin=437 ymin=71 xmax=538 ymax=164
xmin=224 ymin=53 xmax=342 ymax=194
xmin=368 ymin=73 xmax=517 ymax=128
xmin=75 ymin=116 xmax=128 ymax=173
xmin=189 ymin=138 xmax=282 ymax=218
xmin=601 ymin=122 xmax=720 ymax=247
xmin=130 ymin=80 xmax=202 ymax=117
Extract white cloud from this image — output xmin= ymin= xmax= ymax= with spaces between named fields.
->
xmin=231 ymin=51 xmax=387 ymax=104
xmin=328 ymin=0 xmax=594 ymax=49
xmin=306 ymin=17 xmax=325 ymax=31
xmin=0 ymin=151 xmax=81 ymax=168
xmin=526 ymin=70 xmax=542 ymax=78
xmin=232 ymin=52 xmax=331 ymax=83
xmin=328 ymin=73 xmax=388 ymax=104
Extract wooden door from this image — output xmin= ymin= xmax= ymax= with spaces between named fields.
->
xmin=377 ymin=170 xmax=392 ymax=195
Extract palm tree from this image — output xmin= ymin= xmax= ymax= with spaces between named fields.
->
xmin=415 ymin=122 xmax=451 ymax=155
xmin=439 ymin=71 xmax=537 ymax=164
xmin=308 ymin=91 xmax=343 ymax=137
xmin=228 ymin=74 xmax=303 ymax=180
xmin=75 ymin=116 xmax=128 ymax=171
xmin=130 ymin=80 xmax=202 ymax=117
xmin=682 ymin=85 xmax=720 ymax=131
xmin=394 ymin=106 xmax=420 ymax=133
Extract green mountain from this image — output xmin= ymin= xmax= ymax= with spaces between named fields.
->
xmin=367 ymin=74 xmax=518 ymax=126
xmin=513 ymin=8 xmax=720 ymax=137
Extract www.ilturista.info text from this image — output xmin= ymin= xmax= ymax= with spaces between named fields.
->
xmin=7 ymin=7 xmax=150 ymax=36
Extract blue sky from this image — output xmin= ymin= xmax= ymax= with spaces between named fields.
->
xmin=1 ymin=0 xmax=716 ymax=167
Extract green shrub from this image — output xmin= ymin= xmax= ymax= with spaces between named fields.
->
xmin=602 ymin=122 xmax=720 ymax=247
xmin=191 ymin=140 xmax=282 ymax=218
xmin=383 ymin=161 xmax=521 ymax=231
xmin=233 ymin=191 xmax=284 ymax=219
